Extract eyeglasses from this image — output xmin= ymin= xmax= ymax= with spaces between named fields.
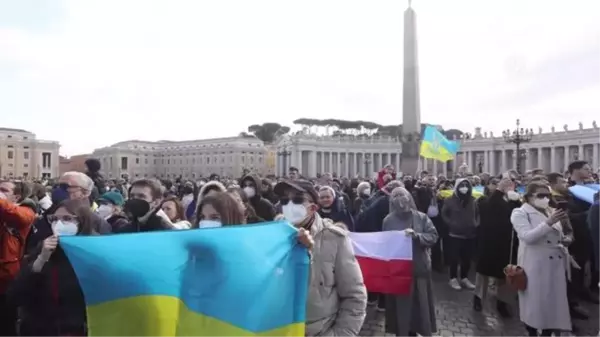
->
xmin=533 ymin=193 xmax=551 ymax=199
xmin=47 ymin=215 xmax=78 ymax=223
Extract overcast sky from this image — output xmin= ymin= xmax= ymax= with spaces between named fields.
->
xmin=1 ymin=0 xmax=599 ymax=156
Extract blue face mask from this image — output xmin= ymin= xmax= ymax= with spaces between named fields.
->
xmin=198 ymin=220 xmax=222 ymax=229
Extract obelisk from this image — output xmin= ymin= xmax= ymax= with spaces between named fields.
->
xmin=400 ymin=0 xmax=421 ymax=175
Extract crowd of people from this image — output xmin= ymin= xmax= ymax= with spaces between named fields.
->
xmin=0 ymin=157 xmax=599 ymax=336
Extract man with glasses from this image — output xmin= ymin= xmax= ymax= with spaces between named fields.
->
xmin=0 ymin=180 xmax=37 ymax=335
xmin=273 ymin=179 xmax=367 ymax=336
xmin=57 ymin=172 xmax=112 ymax=234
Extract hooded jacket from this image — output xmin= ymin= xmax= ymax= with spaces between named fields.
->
xmin=440 ymin=178 xmax=480 ymax=239
xmin=241 ymin=174 xmax=276 ymax=221
xmin=185 ymin=181 xmax=227 ymax=221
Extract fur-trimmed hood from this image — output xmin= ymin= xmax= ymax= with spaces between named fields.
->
xmin=197 ymin=181 xmax=226 ymax=202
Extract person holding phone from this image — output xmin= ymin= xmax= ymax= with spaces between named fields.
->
xmin=7 ymin=199 xmax=97 ymax=336
xmin=510 ymin=181 xmax=574 ymax=336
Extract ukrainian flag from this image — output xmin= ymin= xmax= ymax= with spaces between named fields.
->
xmin=419 ymin=126 xmax=460 ymax=162
xmin=60 ymin=222 xmax=309 ymax=336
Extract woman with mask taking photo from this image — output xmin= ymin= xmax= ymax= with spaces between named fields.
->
xmin=510 ymin=181 xmax=574 ymax=336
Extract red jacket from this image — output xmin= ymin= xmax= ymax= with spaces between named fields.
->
xmin=0 ymin=198 xmax=36 ymax=293
xmin=377 ymin=169 xmax=397 ymax=189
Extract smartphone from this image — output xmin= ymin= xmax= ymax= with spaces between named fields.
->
xmin=556 ymin=201 xmax=569 ymax=211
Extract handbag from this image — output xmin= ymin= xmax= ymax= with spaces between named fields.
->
xmin=503 ymin=225 xmax=527 ymax=291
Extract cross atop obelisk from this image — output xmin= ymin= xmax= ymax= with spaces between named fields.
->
xmin=400 ymin=0 xmax=421 ymax=175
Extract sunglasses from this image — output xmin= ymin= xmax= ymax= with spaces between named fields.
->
xmin=534 ymin=193 xmax=551 ymax=199
xmin=280 ymin=193 xmax=311 ymax=205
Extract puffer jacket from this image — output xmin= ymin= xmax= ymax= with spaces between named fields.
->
xmin=305 ymin=214 xmax=367 ymax=336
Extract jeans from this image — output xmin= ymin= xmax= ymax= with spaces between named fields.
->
xmin=446 ymin=236 xmax=475 ymax=279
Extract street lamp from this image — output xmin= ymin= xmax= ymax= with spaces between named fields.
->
xmin=363 ymin=154 xmax=371 ymax=177
xmin=502 ymin=119 xmax=533 ymax=174
xmin=277 ymin=144 xmax=291 ymax=177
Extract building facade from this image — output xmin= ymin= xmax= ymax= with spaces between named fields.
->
xmin=430 ymin=124 xmax=600 ymax=176
xmin=92 ymin=137 xmax=267 ymax=179
xmin=0 ymin=128 xmax=60 ymax=179
xmin=274 ymin=133 xmax=405 ymax=178
xmin=275 ymin=123 xmax=600 ymax=177
xmin=59 ymin=154 xmax=91 ymax=175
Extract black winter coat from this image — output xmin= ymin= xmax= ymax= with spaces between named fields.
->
xmin=475 ymin=190 xmax=520 ymax=278
xmin=9 ymin=248 xmax=86 ymax=336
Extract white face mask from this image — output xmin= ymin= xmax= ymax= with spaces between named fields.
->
xmin=363 ymin=189 xmax=371 ymax=196
xmin=198 ymin=220 xmax=222 ymax=229
xmin=52 ymin=220 xmax=79 ymax=236
xmin=282 ymin=203 xmax=308 ymax=225
xmin=243 ymin=186 xmax=256 ymax=198
xmin=96 ymin=205 xmax=114 ymax=219
xmin=506 ymin=190 xmax=520 ymax=201
xmin=458 ymin=187 xmax=469 ymax=194
xmin=532 ymin=197 xmax=550 ymax=209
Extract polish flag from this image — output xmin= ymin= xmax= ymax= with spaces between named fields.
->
xmin=348 ymin=231 xmax=413 ymax=295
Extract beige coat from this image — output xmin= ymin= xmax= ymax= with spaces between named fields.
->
xmin=305 ymin=214 xmax=367 ymax=336
xmin=510 ymin=203 xmax=572 ymax=331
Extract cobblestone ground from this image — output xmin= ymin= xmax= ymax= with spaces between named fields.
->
xmin=359 ymin=272 xmax=599 ymax=336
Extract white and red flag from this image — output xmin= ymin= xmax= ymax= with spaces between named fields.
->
xmin=349 ymin=231 xmax=413 ymax=295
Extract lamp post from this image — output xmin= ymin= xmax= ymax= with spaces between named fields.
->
xmin=277 ymin=144 xmax=291 ymax=177
xmin=502 ymin=119 xmax=533 ymax=174
xmin=363 ymin=154 xmax=371 ymax=178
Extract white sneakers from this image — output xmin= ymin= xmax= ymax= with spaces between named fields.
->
xmin=449 ymin=278 xmax=476 ymax=290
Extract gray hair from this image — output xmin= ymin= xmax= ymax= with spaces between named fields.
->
xmin=384 ymin=180 xmax=404 ymax=192
xmin=389 ymin=187 xmax=417 ymax=213
xmin=62 ymin=171 xmax=94 ymax=196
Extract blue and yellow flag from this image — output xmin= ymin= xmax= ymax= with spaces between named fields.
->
xmin=419 ymin=126 xmax=460 ymax=162
xmin=60 ymin=222 xmax=309 ymax=336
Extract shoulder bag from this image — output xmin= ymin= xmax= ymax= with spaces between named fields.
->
xmin=503 ymin=215 xmax=527 ymax=291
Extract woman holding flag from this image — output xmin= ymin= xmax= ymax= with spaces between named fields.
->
xmin=382 ymin=187 xmax=438 ymax=336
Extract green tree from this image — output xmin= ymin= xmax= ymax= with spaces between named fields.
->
xmin=246 ymin=123 xmax=290 ymax=143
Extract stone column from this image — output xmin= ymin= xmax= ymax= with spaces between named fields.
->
xmin=377 ymin=152 xmax=383 ymax=171
xmin=537 ymin=148 xmax=543 ymax=171
xmin=490 ymin=150 xmax=496 ymax=175
xmin=525 ymin=148 xmax=533 ymax=171
xmin=328 ymin=152 xmax=333 ymax=174
xmin=318 ymin=152 xmax=324 ymax=174
xmin=466 ymin=152 xmax=471 ymax=171
xmin=593 ymin=144 xmax=599 ymax=171
xmin=578 ymin=144 xmax=584 ymax=161
xmin=309 ymin=151 xmax=317 ymax=177
xmin=345 ymin=152 xmax=350 ymax=177
xmin=563 ymin=146 xmax=570 ymax=172
xmin=443 ymin=161 xmax=448 ymax=177
xmin=550 ymin=147 xmax=556 ymax=172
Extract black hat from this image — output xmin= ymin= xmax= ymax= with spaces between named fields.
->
xmin=274 ymin=179 xmax=318 ymax=203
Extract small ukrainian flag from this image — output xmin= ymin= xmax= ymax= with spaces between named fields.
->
xmin=419 ymin=126 xmax=460 ymax=162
